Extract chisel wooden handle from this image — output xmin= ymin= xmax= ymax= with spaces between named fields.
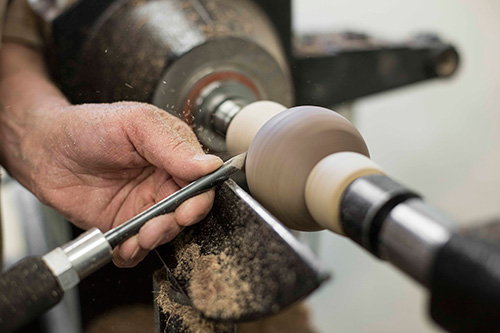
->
xmin=0 ymin=256 xmax=64 ymax=332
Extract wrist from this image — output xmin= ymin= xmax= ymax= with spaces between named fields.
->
xmin=0 ymin=69 xmax=70 ymax=196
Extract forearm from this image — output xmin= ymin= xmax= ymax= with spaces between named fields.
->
xmin=0 ymin=43 xmax=70 ymax=191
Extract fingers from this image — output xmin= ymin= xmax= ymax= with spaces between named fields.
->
xmin=112 ymin=189 xmax=214 ymax=267
xmin=136 ymin=190 xmax=213 ymax=249
xmin=110 ymin=102 xmax=221 ymax=268
xmin=137 ymin=213 xmax=182 ymax=250
xmin=175 ymin=189 xmax=215 ymax=226
xmin=113 ymin=215 xmax=182 ymax=268
xmin=122 ymin=103 xmax=223 ymax=181
xmin=113 ymin=235 xmax=148 ymax=268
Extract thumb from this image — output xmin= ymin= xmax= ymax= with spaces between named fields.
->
xmin=126 ymin=105 xmax=223 ymax=181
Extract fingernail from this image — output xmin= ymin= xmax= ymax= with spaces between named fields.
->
xmin=130 ymin=247 xmax=140 ymax=261
xmin=193 ymin=153 xmax=221 ymax=163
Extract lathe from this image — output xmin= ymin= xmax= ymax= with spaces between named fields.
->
xmin=2 ymin=0 xmax=498 ymax=332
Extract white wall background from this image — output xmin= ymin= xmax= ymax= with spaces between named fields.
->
xmin=294 ymin=0 xmax=500 ymax=332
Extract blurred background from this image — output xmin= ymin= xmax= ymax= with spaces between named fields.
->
xmin=295 ymin=0 xmax=500 ymax=331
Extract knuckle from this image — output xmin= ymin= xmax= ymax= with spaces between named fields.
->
xmin=170 ymin=135 xmax=191 ymax=154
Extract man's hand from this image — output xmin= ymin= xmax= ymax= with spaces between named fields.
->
xmin=0 ymin=44 xmax=222 ymax=267
xmin=33 ymin=102 xmax=222 ymax=267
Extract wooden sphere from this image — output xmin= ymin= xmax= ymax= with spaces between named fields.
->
xmin=246 ymin=106 xmax=369 ymax=231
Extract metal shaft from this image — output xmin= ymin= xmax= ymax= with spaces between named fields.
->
xmin=104 ymin=152 xmax=246 ymax=248
xmin=379 ymin=198 xmax=455 ymax=285
xmin=341 ymin=174 xmax=456 ymax=285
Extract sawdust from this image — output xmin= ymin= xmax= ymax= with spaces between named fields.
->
xmin=156 ymin=264 xmax=316 ymax=333
xmin=174 ymin=243 xmax=201 ymax=281
xmin=189 ymin=249 xmax=253 ymax=319
xmin=156 ymin=277 xmax=231 ymax=333
xmin=170 ymin=242 xmax=260 ymax=320
xmin=155 ymin=180 xmax=323 ymax=331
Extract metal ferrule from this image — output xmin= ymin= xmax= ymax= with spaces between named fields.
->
xmin=379 ymin=199 xmax=455 ymax=285
xmin=341 ymin=174 xmax=456 ymax=285
xmin=42 ymin=228 xmax=112 ymax=292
